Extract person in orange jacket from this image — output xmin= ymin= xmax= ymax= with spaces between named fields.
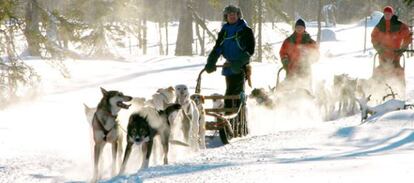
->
xmin=279 ymin=19 xmax=319 ymax=89
xmin=371 ymin=6 xmax=412 ymax=84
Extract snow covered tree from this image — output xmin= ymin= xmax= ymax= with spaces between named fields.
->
xmin=257 ymin=0 xmax=263 ymax=62
xmin=317 ymin=0 xmax=322 ymax=43
xmin=0 ymin=0 xmax=39 ymax=107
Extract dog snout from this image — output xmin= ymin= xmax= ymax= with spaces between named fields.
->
xmin=134 ymin=137 xmax=142 ymax=142
xmin=124 ymin=96 xmax=133 ymax=101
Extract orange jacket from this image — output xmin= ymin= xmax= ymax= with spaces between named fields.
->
xmin=371 ymin=15 xmax=412 ymax=62
xmin=279 ymin=32 xmax=319 ymax=78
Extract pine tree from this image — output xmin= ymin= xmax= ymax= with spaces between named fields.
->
xmin=0 ymin=0 xmax=39 ymax=107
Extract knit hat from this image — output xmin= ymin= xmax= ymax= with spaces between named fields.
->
xmin=383 ymin=6 xmax=393 ymax=14
xmin=223 ymin=5 xmax=243 ymax=21
xmin=295 ymin=19 xmax=306 ymax=28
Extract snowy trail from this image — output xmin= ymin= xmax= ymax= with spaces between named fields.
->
xmin=110 ymin=116 xmax=414 ymax=183
xmin=2 ymin=21 xmax=414 ymax=183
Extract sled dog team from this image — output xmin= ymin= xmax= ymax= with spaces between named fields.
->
xmin=84 ymin=85 xmax=217 ymax=181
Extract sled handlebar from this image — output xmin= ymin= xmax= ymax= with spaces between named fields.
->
xmin=394 ymin=49 xmax=414 ymax=53
xmin=275 ymin=67 xmax=284 ymax=90
xmin=195 ymin=65 xmax=227 ymax=94
xmin=373 ymin=49 xmax=410 ymax=73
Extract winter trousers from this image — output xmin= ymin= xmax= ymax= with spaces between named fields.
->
xmin=224 ymin=71 xmax=246 ymax=110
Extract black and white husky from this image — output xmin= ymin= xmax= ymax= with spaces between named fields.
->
xmin=91 ymin=87 xmax=132 ymax=182
xmin=119 ymin=87 xmax=182 ymax=174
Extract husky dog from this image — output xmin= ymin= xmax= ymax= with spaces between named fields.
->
xmin=249 ymin=88 xmax=274 ymax=108
xmin=333 ymin=74 xmax=358 ymax=115
xmin=314 ymin=80 xmax=334 ymax=120
xmin=190 ymin=94 xmax=206 ymax=149
xmin=91 ymin=88 xmax=132 ymax=182
xmin=119 ymin=104 xmax=182 ymax=174
xmin=146 ymin=87 xmax=176 ymax=111
xmin=175 ymin=84 xmax=201 ymax=150
xmin=119 ymin=87 xmax=181 ymax=174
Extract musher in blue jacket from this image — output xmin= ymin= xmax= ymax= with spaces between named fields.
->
xmin=204 ymin=5 xmax=255 ymax=109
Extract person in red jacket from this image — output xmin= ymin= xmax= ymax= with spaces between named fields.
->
xmin=371 ymin=6 xmax=412 ymax=97
xmin=279 ymin=19 xmax=319 ymax=90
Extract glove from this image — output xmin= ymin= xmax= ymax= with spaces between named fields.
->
xmin=373 ymin=44 xmax=384 ymax=54
xmin=281 ymin=58 xmax=289 ymax=70
xmin=204 ymin=63 xmax=216 ymax=73
xmin=206 ymin=50 xmax=220 ymax=73
xmin=395 ymin=48 xmax=407 ymax=56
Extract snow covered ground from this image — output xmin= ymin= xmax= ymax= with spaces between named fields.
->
xmin=1 ymin=20 xmax=414 ymax=183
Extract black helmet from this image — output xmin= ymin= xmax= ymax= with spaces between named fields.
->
xmin=295 ymin=19 xmax=306 ymax=28
xmin=223 ymin=5 xmax=242 ymax=22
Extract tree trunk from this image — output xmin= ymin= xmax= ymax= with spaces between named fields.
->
xmin=165 ymin=20 xmax=169 ymax=55
xmin=45 ymin=1 xmax=58 ymax=43
xmin=410 ymin=17 xmax=413 ymax=57
xmin=201 ymin=16 xmax=206 ymax=56
xmin=198 ymin=0 xmax=205 ymax=56
xmin=290 ymin=0 xmax=297 ymax=20
xmin=137 ymin=19 xmax=142 ymax=52
xmin=239 ymin=0 xmax=254 ymax=26
xmin=175 ymin=0 xmax=193 ymax=56
xmin=195 ymin=23 xmax=204 ymax=56
xmin=93 ymin=23 xmax=109 ymax=57
xmin=164 ymin=0 xmax=169 ymax=55
xmin=24 ymin=0 xmax=41 ymax=56
xmin=257 ymin=0 xmax=263 ymax=62
xmin=158 ymin=21 xmax=164 ymax=55
xmin=317 ymin=0 xmax=322 ymax=43
xmin=143 ymin=19 xmax=147 ymax=55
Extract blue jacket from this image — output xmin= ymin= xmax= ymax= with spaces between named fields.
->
xmin=206 ymin=19 xmax=255 ymax=76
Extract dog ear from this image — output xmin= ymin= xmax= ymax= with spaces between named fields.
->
xmin=100 ymin=87 xmax=108 ymax=96
xmin=83 ymin=103 xmax=91 ymax=110
xmin=167 ymin=86 xmax=175 ymax=91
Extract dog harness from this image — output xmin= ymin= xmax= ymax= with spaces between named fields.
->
xmin=93 ymin=112 xmax=118 ymax=141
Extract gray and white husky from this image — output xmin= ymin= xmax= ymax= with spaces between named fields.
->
xmin=91 ymin=87 xmax=132 ymax=182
